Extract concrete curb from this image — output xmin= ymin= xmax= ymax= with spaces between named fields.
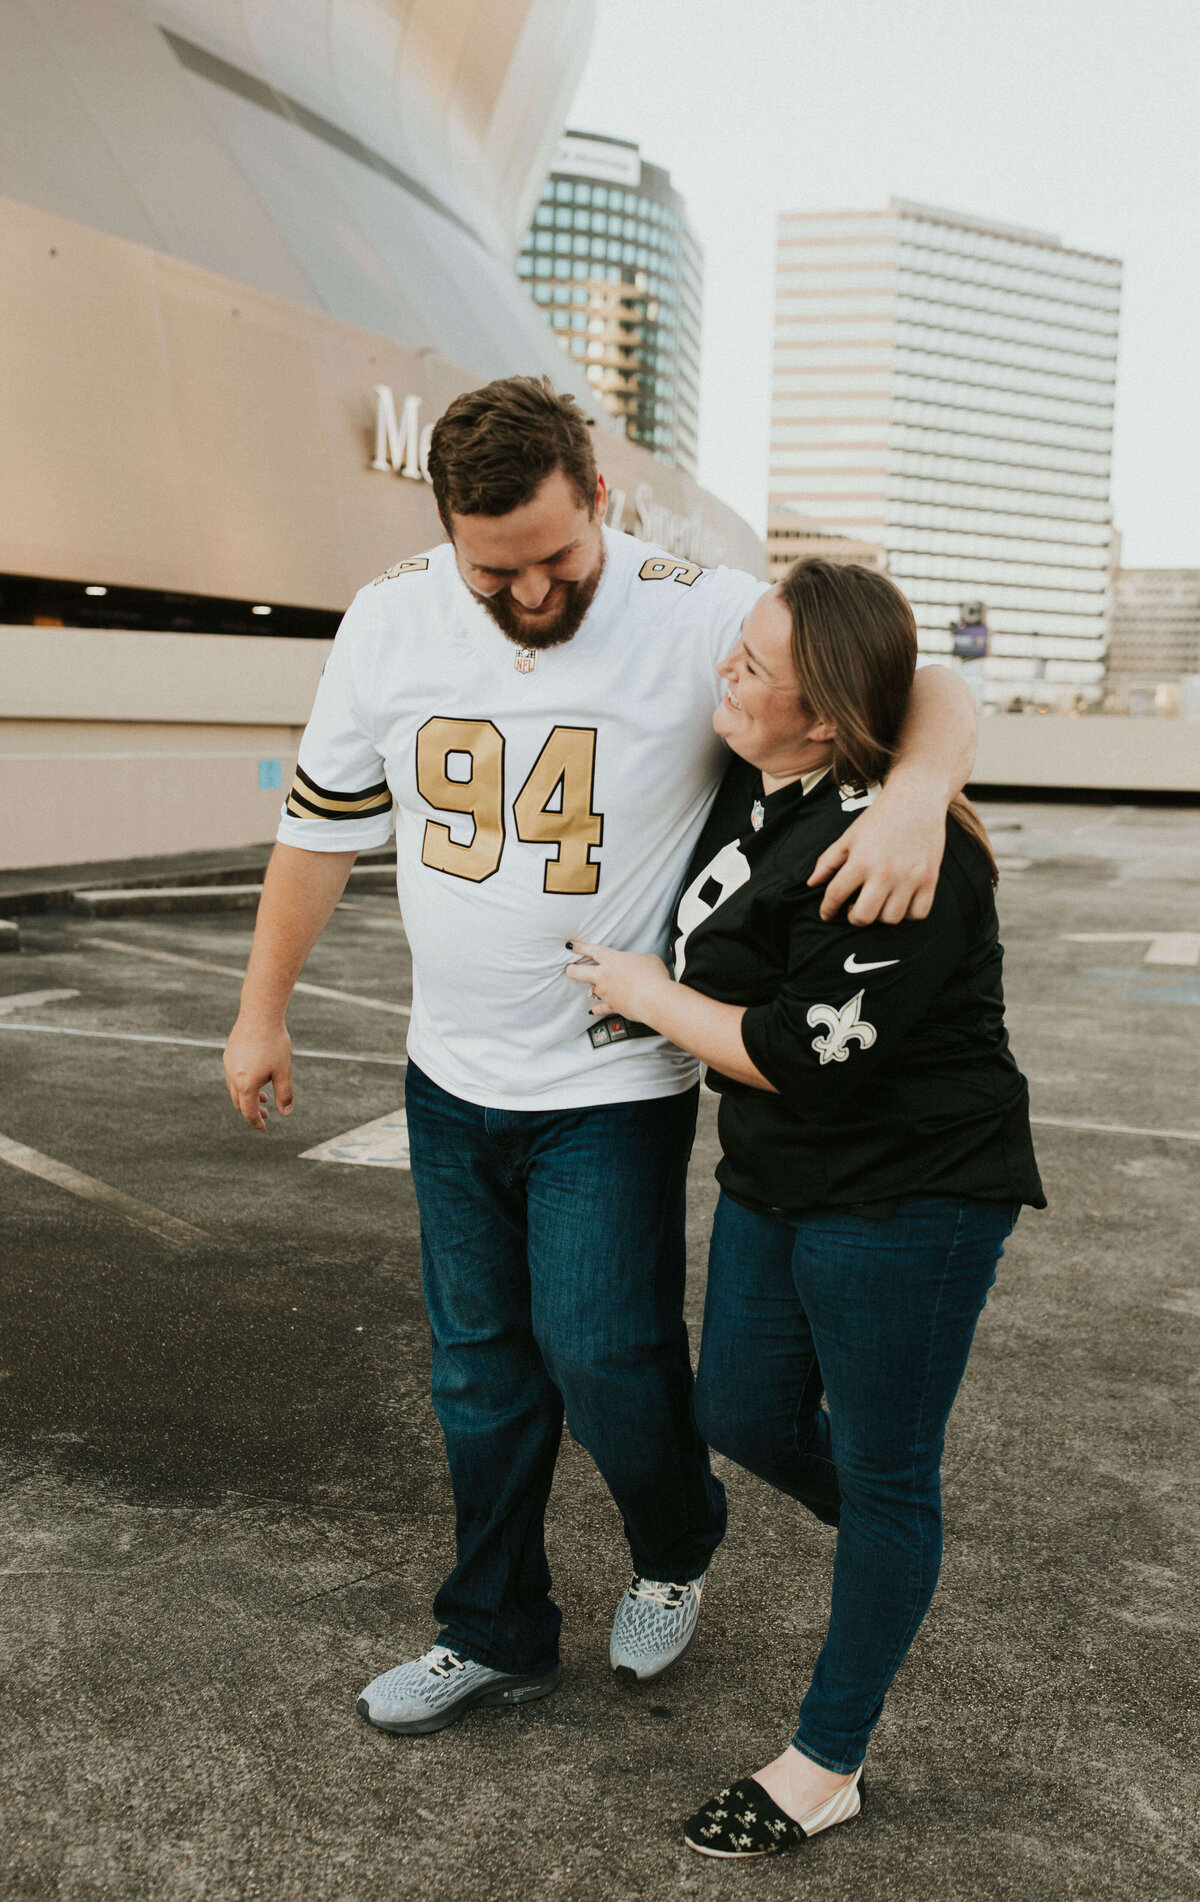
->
xmin=72 ymin=887 xmax=264 ymax=919
xmin=0 ymin=850 xmax=397 ymax=917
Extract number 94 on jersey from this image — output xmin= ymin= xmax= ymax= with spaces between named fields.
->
xmin=416 ymin=717 xmax=603 ymax=894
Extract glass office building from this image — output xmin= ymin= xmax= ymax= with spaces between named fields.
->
xmin=771 ymin=200 xmax=1121 ymax=695
xmin=517 ymin=131 xmax=703 ymax=476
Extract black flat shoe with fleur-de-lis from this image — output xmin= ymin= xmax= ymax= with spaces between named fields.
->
xmin=683 ymin=1766 xmax=864 ymax=1858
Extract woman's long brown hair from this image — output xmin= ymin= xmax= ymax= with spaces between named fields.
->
xmin=778 ymin=559 xmax=999 ymax=887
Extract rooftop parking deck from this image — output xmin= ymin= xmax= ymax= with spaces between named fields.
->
xmin=1 ymin=803 xmax=1198 ymax=1900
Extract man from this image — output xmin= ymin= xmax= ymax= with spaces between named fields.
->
xmin=224 ymin=378 xmax=975 ymax=1737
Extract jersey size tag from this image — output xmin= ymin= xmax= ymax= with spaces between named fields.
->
xmin=588 ymin=1013 xmax=656 ymax=1049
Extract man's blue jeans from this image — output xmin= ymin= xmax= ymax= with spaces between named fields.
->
xmin=404 ymin=1061 xmax=727 ymax=1676
xmin=694 ymin=1191 xmax=1018 ymax=1772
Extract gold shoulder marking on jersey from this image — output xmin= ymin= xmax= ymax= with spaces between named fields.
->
xmin=637 ymin=557 xmax=705 ymax=587
xmin=373 ymin=556 xmax=431 ymax=585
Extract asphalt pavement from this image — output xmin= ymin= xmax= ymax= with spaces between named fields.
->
xmin=1 ymin=801 xmax=1198 ymax=1900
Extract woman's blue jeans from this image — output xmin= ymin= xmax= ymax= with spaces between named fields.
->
xmin=694 ymin=1191 xmax=1018 ymax=1773
xmin=404 ymin=1062 xmax=726 ymax=1677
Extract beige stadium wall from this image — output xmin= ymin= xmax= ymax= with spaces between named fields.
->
xmin=1 ymin=627 xmax=327 ymax=868
xmin=0 ymin=195 xmax=762 ymax=607
xmin=0 ymin=196 xmax=765 ymax=871
xmin=972 ymin=715 xmax=1200 ymax=794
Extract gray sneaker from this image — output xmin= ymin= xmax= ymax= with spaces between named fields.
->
xmin=609 ymin=1572 xmax=706 ymax=1683
xmin=357 ymin=1645 xmax=561 ymax=1736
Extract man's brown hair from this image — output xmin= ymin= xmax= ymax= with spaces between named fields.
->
xmin=427 ymin=376 xmax=598 ymax=527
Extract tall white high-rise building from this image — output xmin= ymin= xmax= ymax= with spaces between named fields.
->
xmin=770 ymin=201 xmax=1121 ymax=696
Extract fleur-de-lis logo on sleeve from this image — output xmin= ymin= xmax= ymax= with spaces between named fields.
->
xmin=806 ymin=988 xmax=878 ymax=1065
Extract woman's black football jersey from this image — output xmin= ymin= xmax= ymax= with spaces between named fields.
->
xmin=671 ymin=757 xmax=1045 ymax=1218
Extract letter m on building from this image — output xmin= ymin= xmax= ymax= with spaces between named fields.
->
xmin=371 ymin=385 xmax=425 ymax=480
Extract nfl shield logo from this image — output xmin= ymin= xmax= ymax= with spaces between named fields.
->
xmin=515 ymin=645 xmax=537 ymax=674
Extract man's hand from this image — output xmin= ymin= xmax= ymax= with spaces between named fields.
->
xmin=224 ymin=1018 xmax=294 ymax=1133
xmin=809 ymin=663 xmax=975 ymax=924
xmin=809 ymin=788 xmax=946 ymax=925
xmin=221 ymin=842 xmax=357 ymax=1132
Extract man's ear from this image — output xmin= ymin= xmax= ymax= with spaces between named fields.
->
xmin=593 ymin=472 xmax=607 ymax=521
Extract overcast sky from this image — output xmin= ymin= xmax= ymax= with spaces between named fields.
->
xmin=569 ymin=0 xmax=1199 ymax=567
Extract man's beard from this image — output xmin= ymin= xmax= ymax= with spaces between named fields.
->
xmin=474 ymin=559 xmax=603 ymax=651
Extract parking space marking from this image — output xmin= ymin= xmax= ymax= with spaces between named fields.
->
xmin=0 ymin=1022 xmax=407 ymax=1066
xmin=301 ymin=1108 xmax=410 ymax=1169
xmin=1063 ymin=932 xmax=1200 ymax=966
xmin=82 ymin=936 xmax=411 ymax=1016
xmin=0 ymin=1130 xmax=209 ymax=1247
xmin=1076 ymin=969 xmax=1200 ymax=1005
xmin=0 ymin=989 xmax=80 ymax=1015
xmin=1031 ymin=1115 xmax=1200 ymax=1143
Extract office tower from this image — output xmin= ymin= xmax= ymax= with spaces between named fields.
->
xmin=771 ymin=200 xmax=1121 ymax=698
xmin=1106 ymin=569 xmax=1200 ymax=715
xmin=517 ymin=130 xmax=703 ymax=476
xmin=766 ymin=513 xmax=886 ymax=584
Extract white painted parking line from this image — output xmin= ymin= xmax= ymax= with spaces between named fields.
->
xmin=0 ymin=988 xmax=80 ymax=1015
xmin=1063 ymin=932 xmax=1200 ymax=967
xmin=82 ymin=936 xmax=411 ymax=1015
xmin=0 ymin=1130 xmax=208 ymax=1247
xmin=301 ymin=1108 xmax=410 ymax=1169
xmin=1031 ymin=1115 xmax=1200 ymax=1143
xmin=0 ymin=1022 xmax=407 ymax=1066
xmin=996 ymin=856 xmax=1033 ymax=871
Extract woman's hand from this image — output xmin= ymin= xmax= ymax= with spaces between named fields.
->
xmin=564 ymin=940 xmax=673 ymax=1022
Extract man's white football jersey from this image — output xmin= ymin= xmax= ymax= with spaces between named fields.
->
xmin=277 ymin=526 xmax=766 ymax=1109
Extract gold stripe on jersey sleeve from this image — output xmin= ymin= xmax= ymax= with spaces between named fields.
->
xmin=285 ymin=764 xmax=393 ymax=821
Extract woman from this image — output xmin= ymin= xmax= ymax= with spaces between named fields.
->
xmin=565 ymin=559 xmax=1044 ymax=1861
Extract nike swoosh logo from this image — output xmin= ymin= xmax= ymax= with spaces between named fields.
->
xmin=843 ymin=954 xmax=900 ymax=974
